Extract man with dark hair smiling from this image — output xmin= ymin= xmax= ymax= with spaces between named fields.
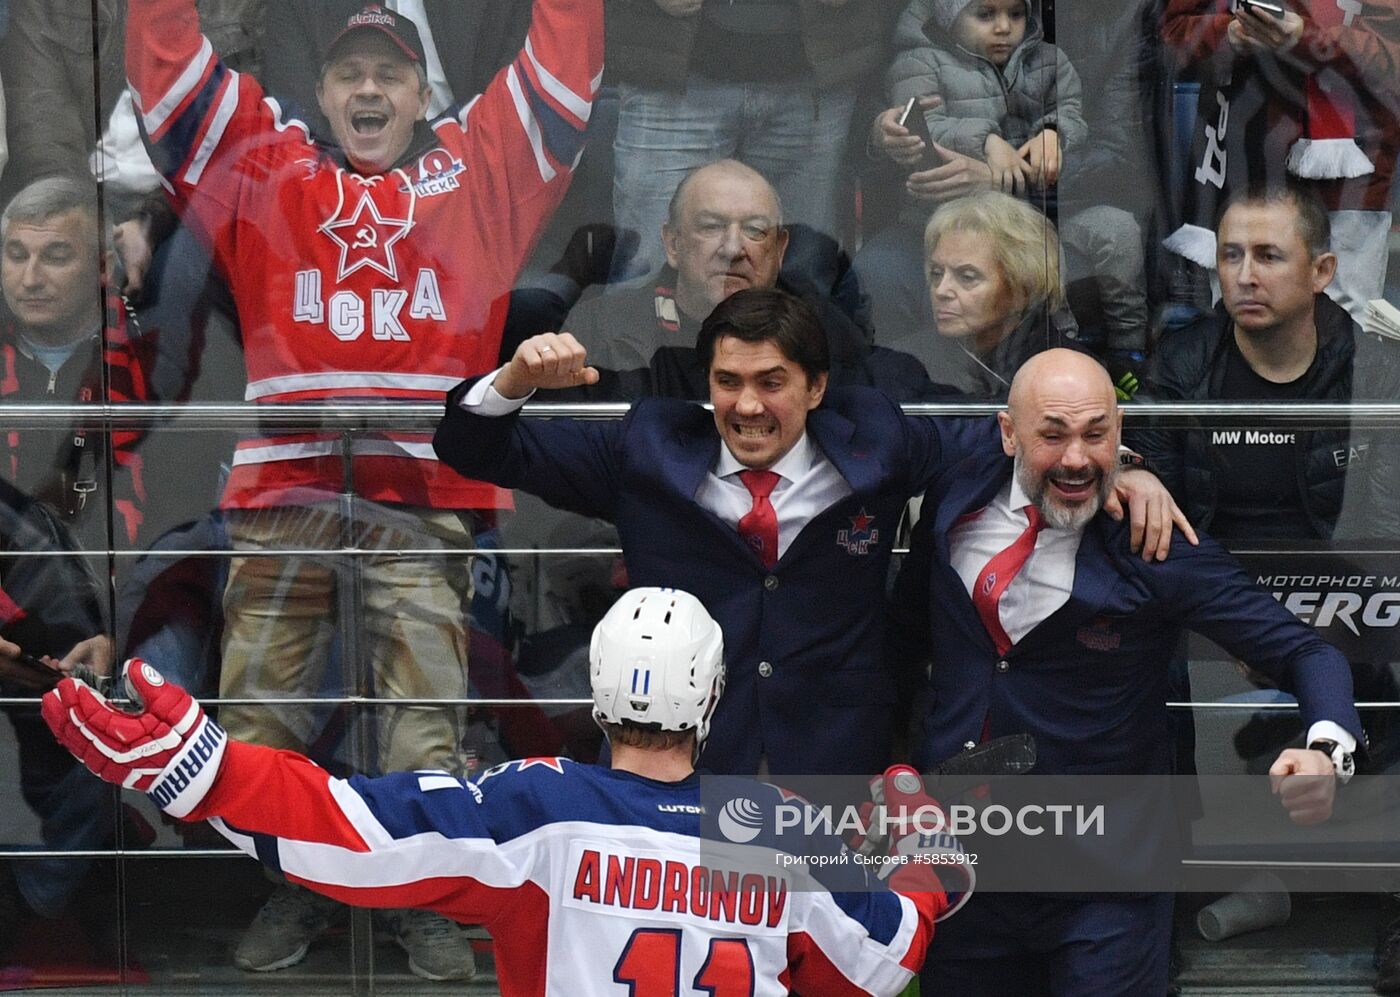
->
xmin=435 ymin=287 xmax=1188 ymax=779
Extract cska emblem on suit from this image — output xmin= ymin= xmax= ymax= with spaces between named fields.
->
xmin=836 ymin=509 xmax=879 ymax=555
xmin=320 ymin=180 xmax=414 ymax=282
xmin=1076 ymin=617 xmax=1123 ymax=651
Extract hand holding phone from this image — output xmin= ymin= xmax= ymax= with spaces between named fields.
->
xmin=0 ymin=647 xmax=61 ymax=691
xmin=896 ymin=96 xmax=941 ymax=171
xmin=1239 ymin=0 xmax=1286 ymax=18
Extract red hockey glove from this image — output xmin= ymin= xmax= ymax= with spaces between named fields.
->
xmin=872 ymin=765 xmax=975 ymax=921
xmin=41 ymin=658 xmax=227 ymax=818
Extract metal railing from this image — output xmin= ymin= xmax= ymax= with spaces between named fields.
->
xmin=3 ymin=398 xmax=1400 ymax=428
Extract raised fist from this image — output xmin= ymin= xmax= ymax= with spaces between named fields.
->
xmin=42 ymin=658 xmax=226 ymax=819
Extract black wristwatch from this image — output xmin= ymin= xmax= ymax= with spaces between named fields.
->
xmin=1308 ymin=738 xmax=1355 ymax=784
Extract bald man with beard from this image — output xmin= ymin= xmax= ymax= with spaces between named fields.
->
xmin=892 ymin=349 xmax=1363 ymax=996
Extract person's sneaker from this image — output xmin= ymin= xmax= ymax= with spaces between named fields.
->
xmin=385 ymin=908 xmax=476 ymax=981
xmin=233 ymin=882 xmax=340 ymax=972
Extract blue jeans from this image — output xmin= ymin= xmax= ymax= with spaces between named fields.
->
xmin=611 ymin=75 xmax=855 ymax=281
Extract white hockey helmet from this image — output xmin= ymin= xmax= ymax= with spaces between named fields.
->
xmin=590 ymin=588 xmax=726 ymax=756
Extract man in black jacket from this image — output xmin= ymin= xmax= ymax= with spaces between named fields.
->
xmin=1135 ymin=182 xmax=1400 ymax=543
xmin=1134 ymin=183 xmax=1400 ymax=989
xmin=0 ymin=176 xmax=153 ymax=550
xmin=0 ymin=476 xmax=114 ymax=962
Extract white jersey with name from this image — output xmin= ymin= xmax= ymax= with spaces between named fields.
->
xmin=193 ymin=741 xmax=936 ymax=996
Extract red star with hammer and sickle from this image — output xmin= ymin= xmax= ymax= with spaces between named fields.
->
xmin=320 ymin=189 xmax=413 ymax=282
xmin=849 ymin=509 xmax=875 ymax=535
xmin=517 ymin=757 xmax=567 ymax=774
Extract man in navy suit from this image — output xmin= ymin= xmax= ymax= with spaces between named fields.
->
xmin=434 ymin=288 xmax=1186 ymax=777
xmin=893 ymin=348 xmax=1362 ymax=996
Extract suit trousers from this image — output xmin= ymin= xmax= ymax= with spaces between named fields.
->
xmin=920 ymin=891 xmax=1173 ymax=997
xmin=218 ymin=500 xmax=474 ymax=776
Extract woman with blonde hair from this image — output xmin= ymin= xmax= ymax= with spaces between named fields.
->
xmin=918 ymin=190 xmax=1080 ymax=397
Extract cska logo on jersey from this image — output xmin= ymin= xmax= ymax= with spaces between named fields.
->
xmin=320 ymin=176 xmax=415 ymax=282
xmin=406 ymin=149 xmax=466 ymax=198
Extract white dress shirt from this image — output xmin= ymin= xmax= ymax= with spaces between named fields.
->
xmin=696 ymin=431 xmax=850 ymax=559
xmin=461 ymin=369 xmax=851 ymax=559
xmin=949 ymin=476 xmax=1079 ymax=647
xmin=946 ymin=474 xmax=1355 ymax=753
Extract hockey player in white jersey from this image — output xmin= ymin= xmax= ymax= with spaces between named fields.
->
xmin=41 ymin=588 xmax=962 ymax=995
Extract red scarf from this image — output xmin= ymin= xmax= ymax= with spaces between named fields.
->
xmin=1285 ymin=0 xmax=1374 ymax=180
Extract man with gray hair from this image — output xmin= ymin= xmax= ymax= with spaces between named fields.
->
xmin=0 ymin=173 xmax=147 ymax=963
xmin=556 ymin=159 xmax=872 ymax=400
xmin=0 ymin=174 xmax=151 ymax=549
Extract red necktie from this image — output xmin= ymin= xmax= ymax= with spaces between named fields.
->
xmin=737 ymin=469 xmax=780 ymax=569
xmin=972 ymin=505 xmax=1045 ymax=655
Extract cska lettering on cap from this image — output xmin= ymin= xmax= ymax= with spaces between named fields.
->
xmin=349 ymin=9 xmax=396 ymax=28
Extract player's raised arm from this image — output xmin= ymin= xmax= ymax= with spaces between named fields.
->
xmin=41 ymin=660 xmax=520 ymax=924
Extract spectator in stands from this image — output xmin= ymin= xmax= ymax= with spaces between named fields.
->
xmin=125 ymin=0 xmax=600 ymax=980
xmin=606 ymin=0 xmax=890 ymax=281
xmin=260 ymin=0 xmax=528 ymax=144
xmin=856 ymin=0 xmax=1149 ymax=369
xmin=1135 ymin=182 xmax=1400 ymax=987
xmin=0 ymin=0 xmax=262 ymax=299
xmin=1163 ymin=0 xmax=1400 ymax=320
xmin=558 ymin=159 xmax=873 ymax=400
xmin=1136 ymin=183 xmax=1400 ymax=544
xmin=0 ymin=0 xmax=259 ymax=479
xmin=0 ymin=176 xmax=152 ymax=549
xmin=0 ymin=477 xmax=116 ymax=965
xmin=874 ymin=191 xmax=1080 ymax=401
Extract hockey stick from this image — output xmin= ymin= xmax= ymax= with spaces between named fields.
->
xmin=923 ymin=732 xmax=1037 ymax=799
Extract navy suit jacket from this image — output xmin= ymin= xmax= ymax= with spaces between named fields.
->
xmin=435 ymin=382 xmax=996 ymax=775
xmin=897 ymin=447 xmax=1364 ymax=777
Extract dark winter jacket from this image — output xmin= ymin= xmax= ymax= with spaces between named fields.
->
xmin=552 ymin=267 xmax=876 ymax=400
xmin=0 ymin=294 xmax=153 ymax=546
xmin=872 ymin=298 xmax=1082 ymax=401
xmin=1134 ymin=294 xmax=1400 ymax=541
